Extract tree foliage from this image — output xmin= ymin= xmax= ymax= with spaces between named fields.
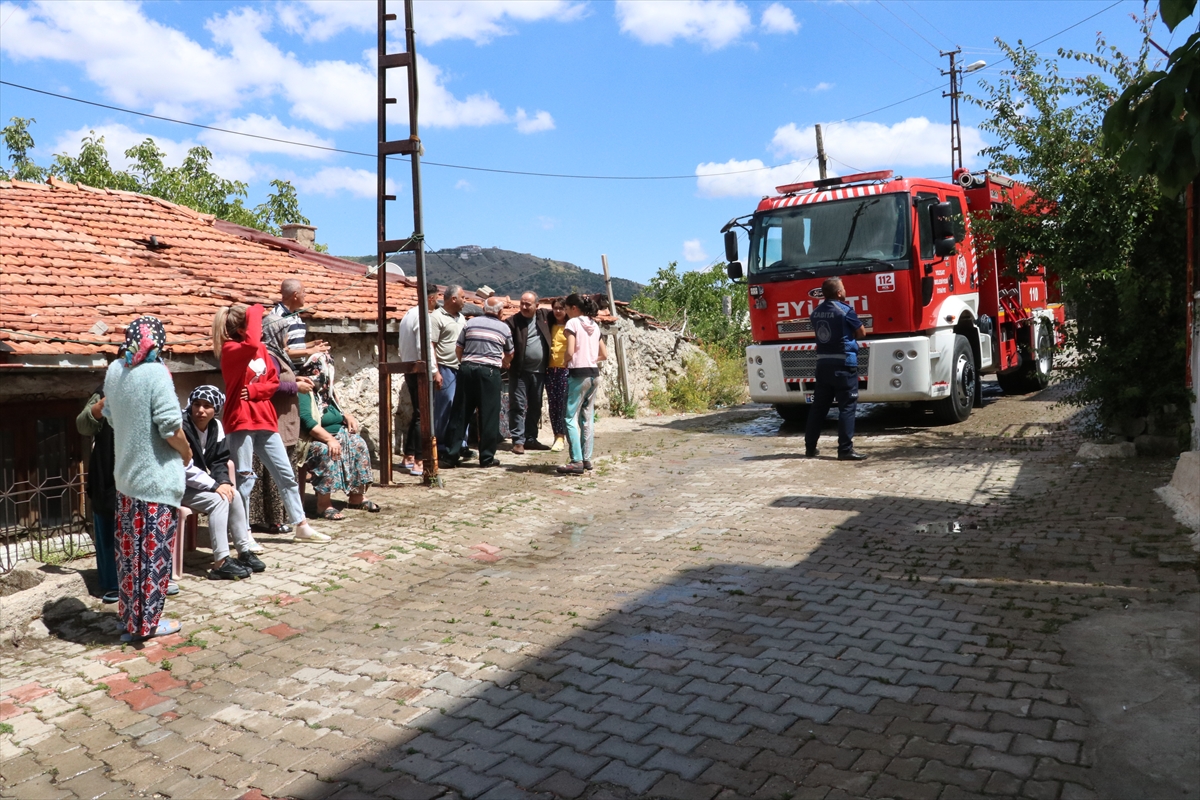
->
xmin=971 ymin=27 xmax=1189 ymax=432
xmin=1 ymin=118 xmax=323 ymax=248
xmin=629 ymin=261 xmax=749 ymax=356
xmin=1102 ymin=0 xmax=1199 ymax=196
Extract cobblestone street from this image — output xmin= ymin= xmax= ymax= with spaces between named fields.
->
xmin=2 ymin=381 xmax=1197 ymax=800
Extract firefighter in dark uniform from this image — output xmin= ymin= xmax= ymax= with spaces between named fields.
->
xmin=805 ymin=277 xmax=868 ymax=461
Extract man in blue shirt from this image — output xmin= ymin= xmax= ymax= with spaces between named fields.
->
xmin=805 ymin=277 xmax=868 ymax=461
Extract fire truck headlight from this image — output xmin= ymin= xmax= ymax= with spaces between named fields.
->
xmin=755 ymin=356 xmax=763 ymax=365
xmin=907 ymin=350 xmax=918 ymax=359
xmin=891 ymin=364 xmax=904 ymax=374
xmin=756 ymin=368 xmax=766 ymax=378
xmin=759 ymin=381 xmax=769 ymax=391
xmin=890 ymin=378 xmax=902 ymax=388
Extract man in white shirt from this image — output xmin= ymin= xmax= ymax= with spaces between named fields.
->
xmin=430 ymin=285 xmax=466 ymax=461
xmin=397 ymin=285 xmax=441 ymax=475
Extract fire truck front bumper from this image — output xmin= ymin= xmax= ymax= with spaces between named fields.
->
xmin=745 ymin=337 xmax=942 ymax=405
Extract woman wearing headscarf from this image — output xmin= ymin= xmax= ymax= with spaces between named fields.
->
xmin=248 ymin=313 xmax=313 ymax=537
xmin=213 ymin=304 xmax=327 ymax=543
xmin=102 ymin=315 xmax=189 ymax=641
xmin=297 ymin=355 xmax=381 ymax=519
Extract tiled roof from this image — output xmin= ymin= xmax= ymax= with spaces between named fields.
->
xmin=0 ymin=178 xmax=516 ymax=358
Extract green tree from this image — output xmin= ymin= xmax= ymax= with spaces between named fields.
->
xmin=630 ymin=261 xmax=749 ymax=356
xmin=971 ymin=27 xmax=1189 ymax=434
xmin=1 ymin=118 xmax=323 ymax=247
xmin=0 ymin=116 xmax=46 ymax=182
xmin=1102 ymin=0 xmax=1198 ymax=197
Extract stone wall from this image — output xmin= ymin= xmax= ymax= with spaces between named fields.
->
xmin=594 ymin=315 xmax=708 ymax=415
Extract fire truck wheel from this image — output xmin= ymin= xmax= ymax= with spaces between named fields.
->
xmin=935 ymin=335 xmax=976 ymax=424
xmin=774 ymin=404 xmax=809 ymax=426
xmin=998 ymin=320 xmax=1052 ymax=394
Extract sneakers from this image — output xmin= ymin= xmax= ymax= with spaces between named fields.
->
xmin=209 ymin=558 xmax=251 ymax=581
xmin=237 ymin=551 xmax=266 ymax=573
xmin=550 ymin=437 xmax=565 ymax=453
xmin=557 ymin=461 xmax=586 ymax=475
xmin=511 ymin=443 xmax=525 ymax=455
xmin=293 ymin=522 xmax=331 ymax=543
xmin=244 ymin=535 xmax=265 ymax=554
xmin=101 ymin=590 xmax=119 ymax=604
xmin=525 ymin=440 xmax=551 ymax=451
xmin=166 ymin=581 xmax=179 ymax=596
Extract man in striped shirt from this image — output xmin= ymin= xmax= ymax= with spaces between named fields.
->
xmin=444 ymin=297 xmax=513 ymax=468
xmin=273 ymin=278 xmax=330 ymax=369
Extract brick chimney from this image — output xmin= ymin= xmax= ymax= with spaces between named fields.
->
xmin=279 ymin=223 xmax=316 ymax=249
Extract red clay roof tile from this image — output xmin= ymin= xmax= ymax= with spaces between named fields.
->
xmin=0 ymin=180 xmax=518 ymax=358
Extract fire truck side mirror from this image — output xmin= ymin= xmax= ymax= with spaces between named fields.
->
xmin=726 ymin=261 xmax=743 ymax=281
xmin=724 ymin=230 xmax=739 ymax=263
xmin=930 ymin=202 xmax=957 ymax=257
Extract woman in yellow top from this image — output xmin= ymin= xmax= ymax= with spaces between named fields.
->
xmin=546 ymin=299 xmax=570 ymax=452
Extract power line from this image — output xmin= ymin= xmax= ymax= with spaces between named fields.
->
xmin=0 ymin=79 xmax=797 ymax=183
xmin=846 ymin=2 xmax=943 ymax=70
xmin=900 ymin=0 xmax=958 ymax=48
xmin=874 ymin=1 xmax=943 ymax=52
xmin=834 ymin=0 xmax=1127 ymax=125
xmin=810 ymin=2 xmax=938 ymax=87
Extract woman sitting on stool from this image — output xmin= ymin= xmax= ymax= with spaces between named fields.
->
xmin=298 ymin=355 xmax=381 ymax=520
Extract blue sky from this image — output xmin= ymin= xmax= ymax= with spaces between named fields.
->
xmin=0 ymin=1 xmax=1173 ymax=286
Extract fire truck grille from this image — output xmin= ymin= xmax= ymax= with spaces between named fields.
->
xmin=779 ymin=348 xmax=871 ymax=383
xmin=777 ymin=316 xmax=873 ymax=339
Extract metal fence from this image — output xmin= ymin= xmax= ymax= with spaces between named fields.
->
xmin=0 ymin=472 xmax=93 ymax=575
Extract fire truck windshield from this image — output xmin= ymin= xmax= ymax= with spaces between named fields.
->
xmin=748 ymin=192 xmax=910 ymax=277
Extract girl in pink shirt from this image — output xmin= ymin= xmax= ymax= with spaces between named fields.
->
xmin=557 ymin=294 xmax=607 ymax=475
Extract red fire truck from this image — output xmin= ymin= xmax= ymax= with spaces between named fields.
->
xmin=723 ymin=168 xmax=1063 ymax=424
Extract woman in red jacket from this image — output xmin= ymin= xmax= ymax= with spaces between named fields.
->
xmin=213 ymin=304 xmax=327 ymax=543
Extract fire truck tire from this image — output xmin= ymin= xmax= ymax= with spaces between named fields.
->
xmin=997 ymin=320 xmax=1052 ymax=394
xmin=934 ymin=335 xmax=976 ymax=424
xmin=774 ymin=404 xmax=810 ymax=426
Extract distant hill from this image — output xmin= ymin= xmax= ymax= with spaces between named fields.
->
xmin=339 ymin=246 xmax=642 ymax=302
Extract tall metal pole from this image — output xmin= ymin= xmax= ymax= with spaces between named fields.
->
xmin=376 ymin=0 xmax=392 ymax=485
xmin=403 ymin=0 xmax=437 ymax=482
xmin=941 ymin=48 xmax=963 ymax=174
xmin=814 ymin=123 xmax=828 ymax=180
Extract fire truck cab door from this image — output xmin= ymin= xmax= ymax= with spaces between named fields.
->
xmin=915 ymin=192 xmax=941 ymax=310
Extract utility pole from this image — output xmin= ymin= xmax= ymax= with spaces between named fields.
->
xmin=941 ymin=48 xmax=963 ymax=174
xmin=814 ymin=124 xmax=828 ymax=180
xmin=377 ymin=0 xmax=437 ymax=485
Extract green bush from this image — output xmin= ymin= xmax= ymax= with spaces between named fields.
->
xmin=630 ymin=262 xmax=749 ymax=357
xmin=649 ymin=351 xmax=748 ymax=413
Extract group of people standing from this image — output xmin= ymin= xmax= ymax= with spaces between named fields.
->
xmin=79 ymin=280 xmax=381 ymax=643
xmin=398 ymin=288 xmax=607 ymax=475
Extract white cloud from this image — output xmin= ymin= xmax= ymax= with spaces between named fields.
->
xmin=294 ymin=167 xmax=393 ymax=198
xmin=810 ymin=82 xmax=834 ymax=93
xmin=616 ymin=0 xmax=753 ymax=50
xmin=0 ymin=2 xmax=547 ymax=134
xmin=695 ymin=158 xmax=824 ymax=199
xmin=388 ymin=55 xmax=509 ymax=128
xmin=515 ymin=108 xmax=555 ymax=134
xmin=682 ymin=239 xmax=709 ymax=263
xmin=276 ymin=0 xmax=585 ymax=45
xmin=760 ymin=3 xmax=799 ymax=34
xmin=198 ymin=115 xmax=336 ymax=159
xmin=771 ymin=118 xmax=985 ymax=171
xmin=455 ymin=179 xmax=474 ymax=191
xmin=537 ymin=216 xmax=558 ymax=230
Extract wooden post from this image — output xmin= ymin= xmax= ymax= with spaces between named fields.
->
xmin=600 ymin=254 xmax=631 ymax=410
xmin=815 ymin=123 xmax=828 ymax=180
